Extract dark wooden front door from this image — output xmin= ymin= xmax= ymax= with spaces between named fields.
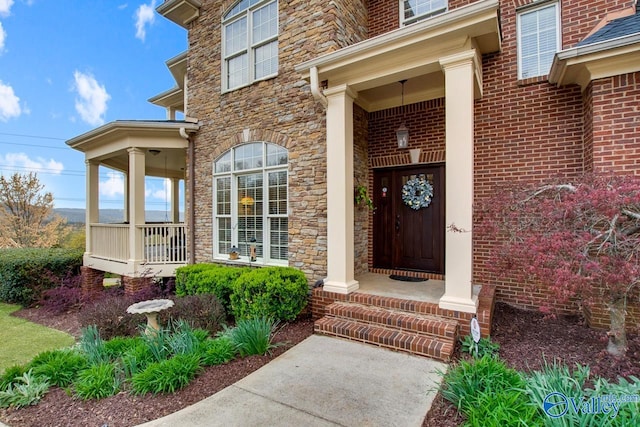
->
xmin=373 ymin=164 xmax=445 ymax=274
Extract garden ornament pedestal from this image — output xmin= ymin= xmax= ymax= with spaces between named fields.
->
xmin=126 ymin=299 xmax=174 ymax=334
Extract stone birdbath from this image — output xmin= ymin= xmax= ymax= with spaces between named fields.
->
xmin=127 ymin=299 xmax=174 ymax=335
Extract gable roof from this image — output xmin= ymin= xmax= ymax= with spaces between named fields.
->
xmin=578 ymin=8 xmax=640 ymax=46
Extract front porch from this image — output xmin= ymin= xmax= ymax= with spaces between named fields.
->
xmin=297 ymin=0 xmax=502 ymax=315
xmin=66 ymin=120 xmax=199 ymax=279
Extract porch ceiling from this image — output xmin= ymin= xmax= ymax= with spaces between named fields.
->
xmin=296 ymin=0 xmax=501 ymax=112
xmin=66 ymin=120 xmax=199 ymax=178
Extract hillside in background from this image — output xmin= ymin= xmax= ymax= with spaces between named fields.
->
xmin=54 ymin=209 xmax=184 ymax=224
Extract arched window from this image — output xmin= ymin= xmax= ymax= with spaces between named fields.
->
xmin=213 ymin=142 xmax=288 ymax=264
xmin=222 ymin=0 xmax=279 ymax=91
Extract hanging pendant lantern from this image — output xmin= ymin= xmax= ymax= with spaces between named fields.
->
xmin=396 ymin=79 xmax=409 ymax=149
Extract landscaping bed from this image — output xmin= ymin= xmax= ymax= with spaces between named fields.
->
xmin=3 ymin=302 xmax=639 ymax=426
xmin=0 ymin=308 xmax=314 ymax=427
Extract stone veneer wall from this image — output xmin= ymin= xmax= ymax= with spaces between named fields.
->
xmin=187 ymin=0 xmax=369 ymax=282
xmin=353 ymin=105 xmax=370 ymax=275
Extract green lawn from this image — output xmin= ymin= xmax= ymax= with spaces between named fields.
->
xmin=0 ymin=303 xmax=75 ymax=373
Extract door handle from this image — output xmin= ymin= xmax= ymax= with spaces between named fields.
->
xmin=395 ymin=215 xmax=400 ymax=232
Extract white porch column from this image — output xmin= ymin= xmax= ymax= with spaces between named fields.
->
xmin=439 ymin=50 xmax=478 ymax=313
xmin=170 ymin=178 xmax=180 ymax=223
xmin=323 ymin=84 xmax=359 ymax=294
xmin=128 ymin=148 xmax=146 ymax=270
xmin=124 ymin=173 xmax=130 ymax=223
xmin=85 ymin=160 xmax=99 ymax=256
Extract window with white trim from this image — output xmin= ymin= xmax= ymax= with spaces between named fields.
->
xmin=223 ymin=0 xmax=278 ymax=91
xmin=517 ymin=2 xmax=560 ymax=79
xmin=213 ymin=142 xmax=288 ymax=264
xmin=401 ymin=0 xmax=447 ymax=26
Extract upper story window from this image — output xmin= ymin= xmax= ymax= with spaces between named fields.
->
xmin=401 ymin=0 xmax=447 ymax=26
xmin=223 ymin=0 xmax=279 ymax=91
xmin=517 ymin=2 xmax=560 ymax=79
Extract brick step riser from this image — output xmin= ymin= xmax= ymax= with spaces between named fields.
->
xmin=314 ymin=319 xmax=454 ymax=362
xmin=325 ymin=305 xmax=458 ymax=339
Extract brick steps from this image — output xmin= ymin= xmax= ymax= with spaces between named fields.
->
xmin=314 ymin=300 xmax=459 ymax=362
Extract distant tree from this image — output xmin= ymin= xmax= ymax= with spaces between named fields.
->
xmin=477 ymin=174 xmax=640 ymax=357
xmin=0 ymin=172 xmax=70 ymax=248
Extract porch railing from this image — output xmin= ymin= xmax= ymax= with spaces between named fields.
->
xmin=141 ymin=224 xmax=187 ymax=264
xmin=89 ymin=223 xmax=186 ymax=264
xmin=90 ymin=224 xmax=129 ymax=262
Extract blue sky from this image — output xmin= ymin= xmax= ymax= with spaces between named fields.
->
xmin=0 ymin=0 xmax=187 ymax=210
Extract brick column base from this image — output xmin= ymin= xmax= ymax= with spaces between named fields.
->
xmin=122 ymin=276 xmax=154 ymax=296
xmin=81 ymin=266 xmax=104 ymax=300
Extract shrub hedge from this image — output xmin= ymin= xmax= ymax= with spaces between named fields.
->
xmin=230 ymin=267 xmax=308 ymax=321
xmin=176 ymin=264 xmax=310 ymax=321
xmin=175 ymin=264 xmax=250 ymax=312
xmin=0 ymin=248 xmax=83 ymax=306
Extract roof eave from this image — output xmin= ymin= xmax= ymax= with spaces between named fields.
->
xmin=549 ymin=33 xmax=640 ymax=89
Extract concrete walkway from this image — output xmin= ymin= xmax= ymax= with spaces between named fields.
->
xmin=138 ymin=335 xmax=446 ymax=427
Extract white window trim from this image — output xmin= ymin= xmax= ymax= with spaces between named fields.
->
xmin=400 ymin=0 xmax=448 ymax=27
xmin=212 ymin=143 xmax=288 ymax=266
xmin=222 ymin=0 xmax=279 ymax=93
xmin=516 ymin=1 xmax=561 ymax=80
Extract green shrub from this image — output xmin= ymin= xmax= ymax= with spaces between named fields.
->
xmin=79 ymin=325 xmax=110 ymax=365
xmin=440 ymin=355 xmax=525 ymax=412
xmin=524 ymin=361 xmax=640 ymax=426
xmin=0 ymin=365 xmax=28 ymax=391
xmin=465 ymin=389 xmax=542 ymax=427
xmin=0 ymin=248 xmax=83 ymax=306
xmin=590 ymin=376 xmax=640 ymax=425
xmin=459 ymin=335 xmax=500 ymax=359
xmin=222 ymin=317 xmax=281 ymax=356
xmin=130 ymin=353 xmax=201 ymax=395
xmin=120 ymin=343 xmax=155 ymax=378
xmin=167 ymin=320 xmax=206 ymax=356
xmin=102 ymin=336 xmax=144 ymax=360
xmin=230 ymin=267 xmax=308 ymax=321
xmin=175 ymin=264 xmax=249 ymax=312
xmin=140 ymin=327 xmax=172 ymax=362
xmin=0 ymin=370 xmax=50 ymax=408
xmin=200 ymin=336 xmax=236 ymax=366
xmin=29 ymin=348 xmax=88 ymax=387
xmin=74 ymin=363 xmax=120 ymax=400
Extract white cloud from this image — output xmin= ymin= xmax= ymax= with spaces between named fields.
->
xmin=118 ymin=3 xmax=128 ymax=10
xmin=100 ymin=171 xmax=124 ymax=197
xmin=135 ymin=0 xmax=156 ymax=42
xmin=0 ymin=22 xmax=5 ymax=54
xmin=0 ymin=80 xmax=21 ymax=121
xmin=146 ymin=178 xmax=170 ymax=201
xmin=0 ymin=0 xmax=13 ymax=17
xmin=0 ymin=152 xmax=64 ymax=175
xmin=72 ymin=71 xmax=110 ymax=126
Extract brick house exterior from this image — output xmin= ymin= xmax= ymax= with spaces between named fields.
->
xmin=69 ymin=0 xmax=640 ymax=334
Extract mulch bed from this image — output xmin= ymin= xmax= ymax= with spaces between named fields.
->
xmin=424 ymin=302 xmax=640 ymax=427
xmin=3 ymin=302 xmax=639 ymax=427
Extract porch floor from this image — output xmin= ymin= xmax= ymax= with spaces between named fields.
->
xmin=355 ymin=272 xmax=445 ymax=304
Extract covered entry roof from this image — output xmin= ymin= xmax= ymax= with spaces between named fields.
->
xmin=296 ymin=0 xmax=501 ymax=112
